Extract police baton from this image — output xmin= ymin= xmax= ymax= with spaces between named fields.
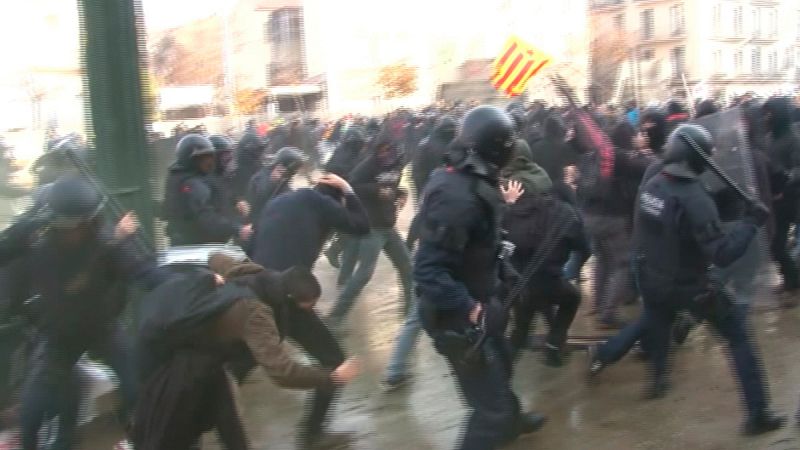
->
xmin=51 ymin=138 xmax=155 ymax=254
xmin=463 ymin=205 xmax=576 ymax=363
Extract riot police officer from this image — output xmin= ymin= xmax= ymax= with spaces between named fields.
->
xmin=0 ymin=175 xmax=168 ymax=450
xmin=633 ymin=124 xmax=784 ymax=434
xmin=415 ymin=106 xmax=546 ymax=450
xmin=246 ymin=146 xmax=307 ymax=227
xmin=162 ymin=134 xmax=252 ymax=245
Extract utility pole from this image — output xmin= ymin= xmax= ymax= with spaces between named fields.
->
xmin=77 ymin=0 xmax=155 ymax=240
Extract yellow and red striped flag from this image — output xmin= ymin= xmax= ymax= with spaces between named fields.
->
xmin=491 ymin=36 xmax=552 ymax=97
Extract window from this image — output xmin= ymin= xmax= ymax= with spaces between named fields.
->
xmin=768 ymin=51 xmax=777 ymax=73
xmin=713 ymin=50 xmax=722 ymax=73
xmin=640 ymin=48 xmax=655 ymax=61
xmin=613 ymin=13 xmax=624 ymax=31
xmin=734 ymin=6 xmax=743 ymax=37
xmin=753 ymin=8 xmax=762 ymax=38
xmin=713 ymin=4 xmax=721 ymax=36
xmin=734 ymin=50 xmax=743 ymax=73
xmin=785 ymin=48 xmax=795 ymax=70
xmin=751 ymin=47 xmax=762 ymax=74
xmin=671 ymin=46 xmax=686 ymax=78
xmin=263 ymin=22 xmax=269 ymax=44
xmin=641 ymin=9 xmax=654 ymax=40
xmin=670 ymin=3 xmax=685 ymax=36
xmin=766 ymin=8 xmax=777 ymax=38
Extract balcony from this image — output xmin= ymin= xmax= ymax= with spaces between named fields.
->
xmin=641 ymin=30 xmax=686 ymax=44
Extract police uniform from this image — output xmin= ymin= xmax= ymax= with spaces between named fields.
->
xmin=633 ymin=124 xmax=783 ymax=434
xmin=415 ymin=106 xmax=545 ymax=450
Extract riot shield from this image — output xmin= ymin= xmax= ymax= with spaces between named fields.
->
xmin=693 ymin=106 xmax=767 ymax=296
xmin=693 ymin=106 xmax=759 ymax=200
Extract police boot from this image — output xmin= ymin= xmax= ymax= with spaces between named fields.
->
xmin=643 ymin=377 xmax=671 ymax=400
xmin=517 ymin=412 xmax=547 ymax=435
xmin=743 ymin=410 xmax=785 ymax=435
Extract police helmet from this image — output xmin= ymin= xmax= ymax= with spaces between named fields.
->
xmin=176 ymin=134 xmax=214 ymax=162
xmin=208 ymin=134 xmax=233 ymax=153
xmin=46 ymin=175 xmax=106 ymax=228
xmin=662 ymin=124 xmax=713 ymax=178
xmin=457 ymin=106 xmax=516 ymax=169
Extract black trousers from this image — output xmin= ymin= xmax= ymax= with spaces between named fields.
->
xmin=230 ymin=305 xmax=345 ymax=435
xmin=510 ymin=276 xmax=581 ymax=352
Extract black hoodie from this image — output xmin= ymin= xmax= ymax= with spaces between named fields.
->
xmin=349 ymin=134 xmax=406 ymax=229
xmin=763 ymin=96 xmax=800 ymax=196
xmin=325 ymin=126 xmax=366 ymax=178
xmin=412 ymin=117 xmax=456 ymax=196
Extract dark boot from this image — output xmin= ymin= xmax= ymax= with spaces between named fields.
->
xmin=517 ymin=412 xmax=547 ymax=435
xmin=587 ymin=344 xmax=605 ymax=377
xmin=743 ymin=411 xmax=785 ymax=435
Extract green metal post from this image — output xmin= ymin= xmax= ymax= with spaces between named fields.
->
xmin=77 ymin=0 xmax=155 ymax=240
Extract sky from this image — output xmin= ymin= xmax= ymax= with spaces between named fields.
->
xmin=141 ymin=0 xmax=233 ymax=31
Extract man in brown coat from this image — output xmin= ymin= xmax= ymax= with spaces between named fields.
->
xmin=132 ymin=255 xmax=358 ymax=450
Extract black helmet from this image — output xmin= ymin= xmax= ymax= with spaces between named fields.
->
xmin=46 ymin=175 xmax=106 ymax=228
xmin=662 ymin=124 xmax=713 ymax=178
xmin=457 ymin=105 xmax=516 ymax=170
xmin=208 ymin=135 xmax=233 ymax=153
xmin=175 ymin=134 xmax=214 ymax=164
xmin=272 ymin=147 xmax=307 ymax=171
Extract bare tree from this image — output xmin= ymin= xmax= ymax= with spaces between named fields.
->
xmin=376 ymin=63 xmax=418 ymax=99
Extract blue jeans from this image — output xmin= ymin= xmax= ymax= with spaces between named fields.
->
xmin=330 ymin=227 xmax=413 ymax=323
xmin=385 ymin=297 xmax=421 ymax=380
xmin=596 ymin=315 xmax=645 ymax=364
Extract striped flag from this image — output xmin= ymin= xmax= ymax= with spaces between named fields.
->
xmin=491 ymin=36 xmax=552 ymax=97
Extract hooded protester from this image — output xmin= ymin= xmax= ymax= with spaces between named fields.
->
xmin=325 ymin=126 xmax=367 ymax=178
xmin=640 ymin=108 xmax=668 ymax=155
xmin=502 ymin=143 xmax=589 ymax=365
xmin=529 ymin=113 xmax=579 ymax=203
xmin=328 ymin=133 xmax=413 ymax=327
xmin=664 ymin=100 xmax=690 ymax=135
xmin=411 ymin=116 xmax=457 ymax=198
xmin=579 ymin=120 xmax=653 ymax=329
xmin=162 ymin=134 xmax=251 ymax=246
xmin=133 ymin=256 xmax=359 ymax=450
xmin=762 ymin=96 xmax=800 ymax=300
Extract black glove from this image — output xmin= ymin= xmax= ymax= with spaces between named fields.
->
xmin=743 ymin=200 xmax=769 ymax=227
xmin=479 ymin=298 xmax=508 ymax=337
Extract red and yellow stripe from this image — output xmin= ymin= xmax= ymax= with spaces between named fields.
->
xmin=491 ymin=36 xmax=552 ymax=97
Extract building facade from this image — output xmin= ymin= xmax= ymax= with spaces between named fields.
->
xmin=591 ymin=0 xmax=800 ymax=104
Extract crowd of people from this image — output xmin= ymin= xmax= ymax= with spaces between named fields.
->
xmin=0 ymin=90 xmax=799 ymax=450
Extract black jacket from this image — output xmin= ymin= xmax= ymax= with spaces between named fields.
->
xmin=252 ymin=188 xmax=369 ymax=271
xmin=414 ymin=165 xmax=503 ymax=322
xmin=348 ymin=147 xmax=405 ymax=229
xmin=412 ymin=119 xmax=456 ymax=196
xmin=763 ymin=97 xmax=800 ymax=197
xmin=503 ymin=192 xmax=589 ymax=279
xmin=636 ymin=171 xmax=757 ymax=291
xmin=163 ymin=172 xmax=241 ymax=246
